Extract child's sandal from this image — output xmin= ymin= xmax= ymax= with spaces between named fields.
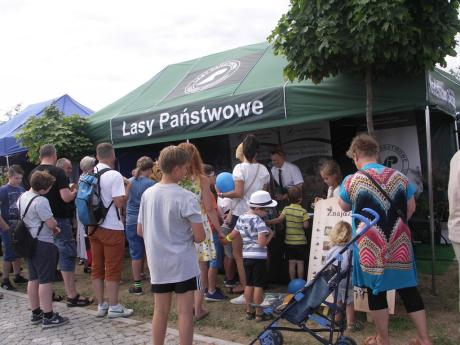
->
xmin=246 ymin=312 xmax=256 ymax=320
xmin=255 ymin=313 xmax=273 ymax=322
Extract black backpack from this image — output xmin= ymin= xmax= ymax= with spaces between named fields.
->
xmin=11 ymin=195 xmax=44 ymax=259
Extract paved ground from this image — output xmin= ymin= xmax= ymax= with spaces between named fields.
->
xmin=0 ymin=290 xmax=243 ymax=345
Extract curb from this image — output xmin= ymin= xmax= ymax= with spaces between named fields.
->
xmin=1 ymin=289 xmax=243 ymax=345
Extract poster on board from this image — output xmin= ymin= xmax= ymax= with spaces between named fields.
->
xmin=308 ymin=197 xmax=395 ymax=314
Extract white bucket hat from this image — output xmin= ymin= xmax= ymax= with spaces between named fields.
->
xmin=247 ymin=190 xmax=277 ymax=208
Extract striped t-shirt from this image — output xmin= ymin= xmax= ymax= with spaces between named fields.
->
xmin=235 ymin=213 xmax=270 ymax=259
xmin=281 ymin=203 xmax=309 ymax=245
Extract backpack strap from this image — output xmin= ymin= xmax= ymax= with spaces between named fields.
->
xmin=19 ymin=194 xmax=45 ymax=237
xmin=95 ymin=167 xmax=120 ymax=221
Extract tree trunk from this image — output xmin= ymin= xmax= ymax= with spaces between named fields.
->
xmin=365 ymin=65 xmax=374 ymax=135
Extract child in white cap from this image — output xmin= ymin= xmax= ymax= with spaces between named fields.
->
xmin=226 ymin=190 xmax=277 ymax=322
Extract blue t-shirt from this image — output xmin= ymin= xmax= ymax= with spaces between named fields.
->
xmin=126 ymin=176 xmax=155 ymax=225
xmin=0 ymin=184 xmax=26 ymax=224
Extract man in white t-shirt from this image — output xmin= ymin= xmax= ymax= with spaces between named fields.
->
xmin=90 ymin=143 xmax=133 ymax=318
xmin=270 ymin=148 xmax=304 ymax=203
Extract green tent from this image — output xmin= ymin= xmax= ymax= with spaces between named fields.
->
xmin=88 ymin=42 xmax=460 ymax=148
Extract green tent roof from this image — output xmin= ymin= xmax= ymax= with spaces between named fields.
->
xmin=88 ymin=42 xmax=459 ymax=148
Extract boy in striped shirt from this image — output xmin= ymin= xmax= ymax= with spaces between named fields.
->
xmin=226 ymin=191 xmax=276 ymax=322
xmin=267 ymin=186 xmax=309 ymax=280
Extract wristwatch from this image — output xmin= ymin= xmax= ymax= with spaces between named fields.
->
xmin=219 ymin=192 xmax=224 ymax=198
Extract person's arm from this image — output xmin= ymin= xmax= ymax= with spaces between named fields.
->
xmin=45 ymin=216 xmax=60 ymax=235
xmin=257 ymin=229 xmax=272 ymax=247
xmin=192 ymin=222 xmax=205 ymax=243
xmin=200 ymin=175 xmax=224 ymax=237
xmin=266 ymin=213 xmax=285 ymax=225
xmin=407 ymin=197 xmax=416 ymax=220
xmin=338 ymin=197 xmax=351 ymax=212
xmin=0 ymin=215 xmax=9 ymax=231
xmin=59 ymin=188 xmax=76 ymax=203
xmin=137 ymin=223 xmax=144 ymax=238
xmin=303 ymin=220 xmax=309 ymax=230
xmin=220 ymin=179 xmax=244 ymax=199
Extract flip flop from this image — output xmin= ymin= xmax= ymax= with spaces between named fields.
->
xmin=194 ymin=310 xmax=209 ymax=321
xmin=66 ymin=294 xmax=93 ymax=307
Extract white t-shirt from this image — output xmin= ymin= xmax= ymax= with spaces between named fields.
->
xmin=138 ymin=183 xmax=203 ymax=284
xmin=95 ymin=163 xmax=125 ymax=231
xmin=18 ymin=191 xmax=54 ymax=244
xmin=271 ymin=161 xmax=304 ymax=189
xmin=232 ymin=162 xmax=270 ymax=217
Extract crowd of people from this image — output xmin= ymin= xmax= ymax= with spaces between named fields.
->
xmin=0 ymin=133 xmax=433 ymax=345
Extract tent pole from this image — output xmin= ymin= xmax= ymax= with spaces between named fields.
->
xmin=5 ymin=155 xmax=9 ymax=168
xmin=425 ymin=106 xmax=436 ymax=295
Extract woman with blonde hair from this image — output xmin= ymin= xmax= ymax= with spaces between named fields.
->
xmin=178 ymin=142 xmax=223 ymax=320
xmin=125 ymin=156 xmax=155 ymax=295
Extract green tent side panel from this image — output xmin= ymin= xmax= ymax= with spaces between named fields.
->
xmin=87 ymin=42 xmax=456 ymax=148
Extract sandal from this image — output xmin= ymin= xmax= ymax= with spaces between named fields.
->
xmin=255 ymin=313 xmax=273 ymax=322
xmin=66 ymin=294 xmax=93 ymax=307
xmin=194 ymin=310 xmax=209 ymax=321
xmin=246 ymin=311 xmax=256 ymax=320
xmin=363 ymin=335 xmax=381 ymax=345
xmin=347 ymin=320 xmax=364 ymax=332
xmin=230 ymin=285 xmax=245 ymax=294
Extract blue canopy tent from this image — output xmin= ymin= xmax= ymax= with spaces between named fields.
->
xmin=0 ymin=94 xmax=93 ymax=166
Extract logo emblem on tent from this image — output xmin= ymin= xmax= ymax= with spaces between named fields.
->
xmin=185 ymin=60 xmax=241 ymax=94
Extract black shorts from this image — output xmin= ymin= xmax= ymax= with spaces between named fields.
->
xmin=244 ymin=258 xmax=267 ymax=288
xmin=285 ymin=244 xmax=308 ymax=261
xmin=151 ymin=276 xmax=199 ymax=294
xmin=27 ymin=241 xmax=58 ymax=284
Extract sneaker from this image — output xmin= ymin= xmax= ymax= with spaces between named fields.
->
xmin=230 ymin=294 xmax=246 ymax=305
xmin=224 ymin=278 xmax=239 ymax=288
xmin=42 ymin=312 xmax=69 ymax=328
xmin=13 ymin=275 xmax=28 ymax=284
xmin=96 ymin=302 xmax=109 ymax=317
xmin=205 ymin=289 xmax=226 ymax=302
xmin=108 ymin=304 xmax=134 ymax=318
xmin=128 ymin=285 xmax=143 ymax=295
xmin=30 ymin=311 xmax=44 ymax=325
xmin=1 ymin=280 xmax=17 ymax=291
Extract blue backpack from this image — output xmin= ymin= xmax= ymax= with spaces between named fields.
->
xmin=75 ymin=168 xmax=112 ymax=231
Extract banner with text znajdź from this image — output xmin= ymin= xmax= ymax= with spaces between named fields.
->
xmin=110 ymin=89 xmax=285 ymax=144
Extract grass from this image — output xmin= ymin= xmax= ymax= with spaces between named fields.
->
xmin=415 ymin=244 xmax=455 ymax=275
xmin=4 ymin=255 xmax=460 ymax=345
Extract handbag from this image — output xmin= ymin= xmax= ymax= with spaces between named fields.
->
xmin=11 ymin=195 xmax=45 ymax=258
xmin=359 ymin=170 xmax=407 ymax=223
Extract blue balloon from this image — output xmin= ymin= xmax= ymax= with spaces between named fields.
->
xmin=287 ymin=279 xmax=306 ymax=294
xmin=216 ymin=172 xmax=235 ymax=193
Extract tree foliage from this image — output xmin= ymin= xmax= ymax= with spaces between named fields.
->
xmin=16 ymin=105 xmax=94 ymax=164
xmin=269 ymin=0 xmax=460 ymax=133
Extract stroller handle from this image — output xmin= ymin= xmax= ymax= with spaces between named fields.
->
xmin=351 ymin=208 xmax=380 ymax=236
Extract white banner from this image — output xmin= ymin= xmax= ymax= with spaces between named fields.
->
xmin=374 ymin=126 xmax=423 ymax=196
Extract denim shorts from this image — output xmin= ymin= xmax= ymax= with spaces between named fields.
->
xmin=54 ymin=218 xmax=77 ymax=272
xmin=28 ymin=241 xmax=58 ymax=284
xmin=209 ymin=231 xmax=223 ymax=269
xmin=125 ymin=223 xmax=145 ymax=260
xmin=1 ymin=226 xmax=17 ymax=262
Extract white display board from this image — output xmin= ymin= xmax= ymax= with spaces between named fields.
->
xmin=308 ymin=197 xmax=395 ymax=314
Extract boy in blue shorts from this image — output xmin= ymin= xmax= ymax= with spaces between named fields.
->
xmin=137 ymin=146 xmax=205 ymax=345
xmin=227 ymin=190 xmax=276 ymax=322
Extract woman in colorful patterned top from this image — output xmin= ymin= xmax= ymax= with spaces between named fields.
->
xmin=178 ymin=142 xmax=222 ymax=321
xmin=338 ymin=134 xmax=431 ymax=345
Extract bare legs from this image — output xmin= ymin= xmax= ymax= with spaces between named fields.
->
xmin=27 ymin=280 xmax=53 ymax=313
xmin=194 ymin=261 xmax=208 ymax=319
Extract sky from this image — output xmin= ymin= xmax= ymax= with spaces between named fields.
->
xmin=0 ymin=0 xmax=290 ymax=119
xmin=0 ymin=0 xmax=459 ymax=120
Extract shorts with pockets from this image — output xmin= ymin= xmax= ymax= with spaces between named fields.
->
xmin=209 ymin=231 xmax=223 ymax=269
xmin=244 ymin=258 xmax=267 ymax=288
xmin=1 ymin=225 xmax=17 ymax=261
xmin=285 ymin=244 xmax=308 ymax=261
xmin=28 ymin=241 xmax=59 ymax=284
xmin=125 ymin=223 xmax=145 ymax=260
xmin=54 ymin=218 xmax=77 ymax=272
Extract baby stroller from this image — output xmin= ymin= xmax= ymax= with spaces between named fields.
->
xmin=249 ymin=208 xmax=380 ymax=345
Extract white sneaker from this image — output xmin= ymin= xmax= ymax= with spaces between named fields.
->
xmin=96 ymin=302 xmax=109 ymax=317
xmin=108 ymin=304 xmax=134 ymax=318
xmin=230 ymin=294 xmax=246 ymax=305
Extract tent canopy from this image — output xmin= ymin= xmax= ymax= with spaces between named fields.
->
xmin=0 ymin=94 xmax=93 ymax=157
xmin=87 ymin=42 xmax=460 ymax=148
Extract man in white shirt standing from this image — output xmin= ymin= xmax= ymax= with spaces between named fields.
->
xmin=448 ymin=149 xmax=460 ymax=312
xmin=90 ymin=143 xmax=133 ymax=318
xmin=270 ymin=148 xmax=304 ymax=204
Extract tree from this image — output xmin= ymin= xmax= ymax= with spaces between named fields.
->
xmin=269 ymin=0 xmax=460 ymax=135
xmin=15 ymin=105 xmax=94 ymax=164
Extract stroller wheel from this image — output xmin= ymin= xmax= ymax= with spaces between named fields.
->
xmin=335 ymin=335 xmax=357 ymax=345
xmin=259 ymin=330 xmax=283 ymax=345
